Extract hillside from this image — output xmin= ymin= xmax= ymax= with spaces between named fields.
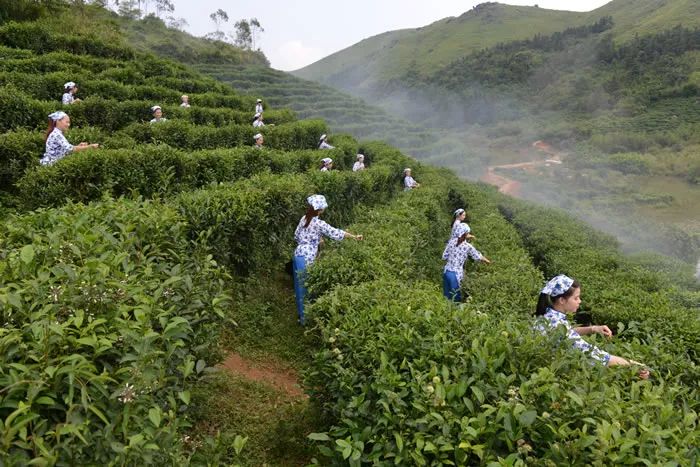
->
xmin=294 ymin=0 xmax=700 ymax=90
xmin=0 ymin=1 xmax=699 ymax=465
xmin=197 ymin=63 xmax=436 ymax=152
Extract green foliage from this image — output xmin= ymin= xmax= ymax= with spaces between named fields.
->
xmin=0 ymin=197 xmax=230 ymax=464
xmin=497 ymin=197 xmax=700 ymax=379
xmin=17 ymin=144 xmax=359 ymax=209
xmin=0 ymin=20 xmax=135 ymax=60
xmin=175 ymin=162 xmax=403 ymax=275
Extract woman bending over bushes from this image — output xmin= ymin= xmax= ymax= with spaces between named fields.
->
xmin=293 ymin=195 xmax=363 ymax=324
xmin=442 ymin=223 xmax=491 ymax=302
xmin=535 ymin=275 xmax=650 ymax=379
xmin=40 ymin=111 xmax=98 ymax=166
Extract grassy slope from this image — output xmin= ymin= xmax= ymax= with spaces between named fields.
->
xmin=294 ymin=0 xmax=700 ymax=88
xmin=294 ymin=3 xmax=586 ymax=87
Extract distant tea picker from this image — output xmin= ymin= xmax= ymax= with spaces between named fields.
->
xmin=403 ymin=168 xmax=420 ymax=191
xmin=40 ymin=111 xmax=99 ymax=166
xmin=61 ymin=81 xmax=81 ymax=105
xmin=318 ymin=134 xmax=334 ymax=150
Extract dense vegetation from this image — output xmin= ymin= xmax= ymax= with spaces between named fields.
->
xmin=0 ymin=1 xmax=698 ymax=465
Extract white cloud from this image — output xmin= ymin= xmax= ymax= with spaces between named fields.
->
xmin=272 ymin=40 xmax=326 ymax=71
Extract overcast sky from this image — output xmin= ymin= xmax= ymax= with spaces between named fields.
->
xmin=164 ymin=1 xmax=612 ymax=71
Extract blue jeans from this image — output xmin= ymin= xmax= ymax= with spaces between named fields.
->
xmin=443 ymin=271 xmax=461 ymax=302
xmin=293 ymin=256 xmax=308 ymax=325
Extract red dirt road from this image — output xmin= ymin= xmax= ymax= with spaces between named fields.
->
xmin=481 ymin=142 xmax=562 ymax=196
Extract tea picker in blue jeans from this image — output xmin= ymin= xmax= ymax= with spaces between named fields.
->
xmin=293 ymin=194 xmax=363 ymax=325
xmin=534 ymin=274 xmax=650 ymax=379
xmin=442 ymin=223 xmax=491 ymax=302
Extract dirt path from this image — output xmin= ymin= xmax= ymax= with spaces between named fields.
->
xmin=220 ymin=353 xmax=306 ymax=399
xmin=481 ymin=141 xmax=563 ymax=196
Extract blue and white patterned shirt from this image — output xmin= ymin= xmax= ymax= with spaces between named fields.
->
xmin=40 ymin=128 xmax=74 ymax=166
xmin=352 ymin=161 xmax=365 ymax=172
xmin=255 ymin=103 xmax=263 ymax=114
xmin=535 ymin=308 xmax=611 ymax=366
xmin=319 ymin=141 xmax=335 ymax=150
xmin=442 ymin=238 xmax=484 ymax=283
xmin=294 ymin=216 xmax=346 ymax=265
xmin=404 ymin=176 xmax=418 ymax=190
xmin=253 ymin=120 xmax=265 ymax=128
xmin=62 ymin=93 xmax=74 ymax=105
xmin=150 ymin=117 xmax=167 ymax=124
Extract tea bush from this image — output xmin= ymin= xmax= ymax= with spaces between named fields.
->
xmin=0 ymin=197 xmax=230 ymax=464
xmin=175 ymin=163 xmax=403 ymax=275
xmin=299 ymin=167 xmax=698 ymax=465
xmin=306 ymin=280 xmax=699 ymax=465
xmin=17 ymin=145 xmax=354 ymax=209
xmin=120 ymin=119 xmax=328 ymax=151
xmin=0 ymin=21 xmax=135 ymax=60
xmin=497 ymin=197 xmax=700 ymax=382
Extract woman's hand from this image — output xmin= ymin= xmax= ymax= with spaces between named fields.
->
xmin=593 ymin=325 xmax=613 ymax=338
xmin=638 ymin=368 xmax=650 ymax=380
xmin=481 ymin=257 xmax=492 ymax=264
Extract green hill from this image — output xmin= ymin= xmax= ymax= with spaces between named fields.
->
xmin=294 ymin=0 xmax=700 ymax=90
xmin=0 ymin=1 xmax=698 ymax=465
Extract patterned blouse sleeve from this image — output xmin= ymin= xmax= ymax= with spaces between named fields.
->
xmin=318 ymin=220 xmax=346 ymax=241
xmin=464 ymin=243 xmax=484 ymax=262
xmin=568 ymin=331 xmax=611 ymax=365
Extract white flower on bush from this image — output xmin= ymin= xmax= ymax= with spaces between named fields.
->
xmin=424 ymin=384 xmax=435 ymax=394
xmin=328 ymin=336 xmax=336 ymax=344
xmin=117 ymin=383 xmax=137 ymax=404
xmin=432 ymin=376 xmax=441 ymax=384
xmin=49 ymin=285 xmax=62 ymax=303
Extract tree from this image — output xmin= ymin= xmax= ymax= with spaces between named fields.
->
xmin=210 ymin=9 xmax=228 ymax=32
xmin=232 ymin=19 xmax=251 ymax=49
xmin=250 ymin=18 xmax=264 ymax=50
xmin=167 ymin=15 xmax=188 ymax=31
xmin=115 ymin=0 xmax=141 ymax=19
xmin=232 ymin=18 xmax=264 ymax=50
xmin=154 ymin=0 xmax=174 ymax=18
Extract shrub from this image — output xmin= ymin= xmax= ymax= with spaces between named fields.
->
xmin=0 ymin=197 xmax=230 ymax=464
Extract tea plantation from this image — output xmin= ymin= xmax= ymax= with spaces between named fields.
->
xmin=0 ymin=5 xmax=698 ymax=466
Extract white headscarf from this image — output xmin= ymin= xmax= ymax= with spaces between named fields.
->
xmin=541 ymin=275 xmax=575 ymax=297
xmin=454 ymin=223 xmax=471 ymax=238
xmin=49 ymin=111 xmax=68 ymax=121
xmin=307 ymin=194 xmax=328 ymax=210
xmin=151 ymin=105 xmax=162 ymax=113
xmin=64 ymin=81 xmax=76 ymax=90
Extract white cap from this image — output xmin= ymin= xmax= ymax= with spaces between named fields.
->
xmin=320 ymin=134 xmax=327 ymax=141
xmin=254 ymin=112 xmax=261 ymax=119
xmin=151 ymin=105 xmax=162 ymax=113
xmin=357 ymin=154 xmax=364 ymax=160
xmin=254 ymin=133 xmax=263 ymax=140
xmin=454 ymin=208 xmax=465 ymax=216
xmin=321 ymin=157 xmax=333 ymax=164
xmin=404 ymin=167 xmax=411 ymax=174
xmin=256 ymin=99 xmax=262 ymax=103
xmin=64 ymin=81 xmax=76 ymax=89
